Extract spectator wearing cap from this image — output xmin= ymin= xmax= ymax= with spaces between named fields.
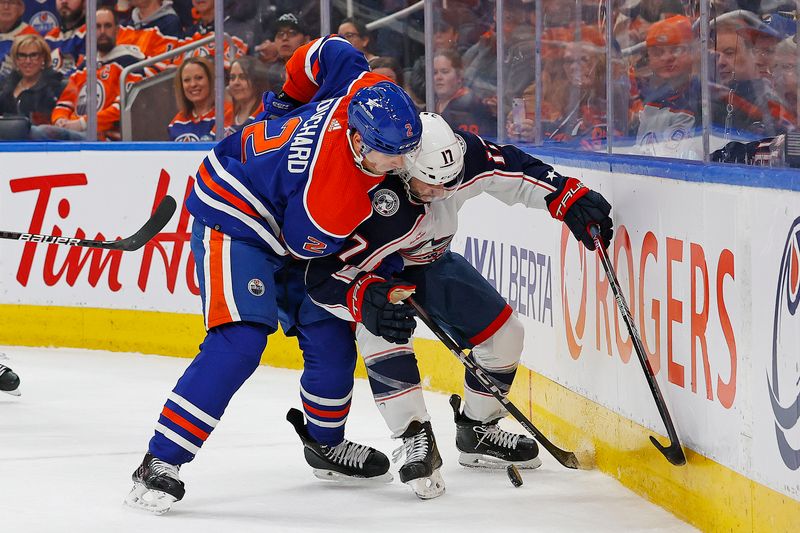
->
xmin=711 ymin=20 xmax=794 ymax=138
xmin=254 ymin=13 xmax=310 ymax=90
xmin=338 ymin=17 xmax=376 ymax=62
xmin=635 ymin=15 xmax=702 ymax=158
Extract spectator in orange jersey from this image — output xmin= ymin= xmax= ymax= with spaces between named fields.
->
xmin=180 ymin=0 xmax=247 ymax=65
xmin=0 ymin=0 xmax=38 ymax=81
xmin=227 ymin=56 xmax=267 ymax=132
xmin=433 ymin=48 xmax=496 ymax=137
xmin=0 ymin=33 xmax=63 ymax=127
xmin=167 ymin=55 xmax=231 ymax=141
xmin=46 ymin=6 xmax=147 ymax=140
xmin=634 ymin=15 xmax=702 ymax=157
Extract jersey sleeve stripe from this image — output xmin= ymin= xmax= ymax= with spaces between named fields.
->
xmin=198 ymin=162 xmax=259 ymax=218
xmin=206 ymin=150 xmax=282 ymax=236
xmin=192 ymin=179 xmax=287 ymax=255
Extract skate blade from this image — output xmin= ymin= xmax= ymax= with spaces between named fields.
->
xmin=1 ymin=388 xmax=21 ymax=396
xmin=405 ymin=469 xmax=445 ymax=500
xmin=312 ymin=469 xmax=394 ymax=484
xmin=458 ymin=453 xmax=542 ymax=470
xmin=124 ymin=482 xmax=177 ymax=515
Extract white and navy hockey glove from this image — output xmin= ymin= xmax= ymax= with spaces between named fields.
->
xmin=263 ymin=91 xmax=301 ymax=119
xmin=545 ymin=177 xmax=613 ymax=250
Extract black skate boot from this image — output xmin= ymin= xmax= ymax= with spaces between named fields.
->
xmin=287 ymin=408 xmax=392 ymax=483
xmin=450 ymin=394 xmax=541 ymax=469
xmin=124 ymin=453 xmax=185 ymax=515
xmin=392 ymin=420 xmax=445 ymax=499
xmin=0 ymin=363 xmax=20 ymax=396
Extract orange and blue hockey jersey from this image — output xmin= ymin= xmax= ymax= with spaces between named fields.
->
xmin=184 ymin=36 xmax=398 ymax=260
xmin=51 ymin=44 xmax=147 ymax=139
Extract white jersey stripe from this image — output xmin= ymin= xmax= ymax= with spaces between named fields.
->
xmin=192 ymin=179 xmax=287 ymax=256
xmin=202 ymin=226 xmax=212 ymax=329
xmin=304 ymin=413 xmax=347 ymax=428
xmin=299 ymin=383 xmax=353 ymax=406
xmin=168 ymin=392 xmax=220 ymax=427
xmin=221 ymin=234 xmax=241 ymax=322
xmin=206 ymin=150 xmax=283 ymax=237
xmin=155 ymin=423 xmax=201 ymax=454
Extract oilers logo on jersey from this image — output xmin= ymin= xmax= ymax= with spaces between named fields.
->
xmin=373 ymin=189 xmax=400 ymax=217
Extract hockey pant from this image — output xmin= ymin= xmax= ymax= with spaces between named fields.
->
xmin=357 ymin=251 xmax=524 ymax=436
xmin=148 ymin=223 xmax=357 ymax=465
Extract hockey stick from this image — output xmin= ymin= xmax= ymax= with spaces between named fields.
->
xmin=404 ymin=295 xmax=581 ymax=470
xmin=590 ymin=226 xmax=686 ymax=466
xmin=0 ymin=195 xmax=177 ymax=252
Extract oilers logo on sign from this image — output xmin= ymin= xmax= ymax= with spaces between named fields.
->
xmin=768 ymin=216 xmax=800 ymax=470
xmin=372 ymin=189 xmax=399 ymax=217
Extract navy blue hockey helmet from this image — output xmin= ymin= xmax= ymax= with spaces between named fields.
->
xmin=347 ymin=81 xmax=422 ymax=155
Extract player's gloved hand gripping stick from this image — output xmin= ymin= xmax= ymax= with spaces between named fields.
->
xmin=0 ymin=196 xmax=177 ymax=251
xmin=389 ymin=289 xmax=583 ymax=470
xmin=589 ymin=225 xmax=686 ymax=466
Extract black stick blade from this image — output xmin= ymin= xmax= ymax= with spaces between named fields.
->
xmin=650 ymin=436 xmax=687 ymax=466
xmin=111 ymin=195 xmax=177 ymax=251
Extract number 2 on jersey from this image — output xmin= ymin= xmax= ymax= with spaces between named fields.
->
xmin=241 ymin=116 xmax=301 ymax=163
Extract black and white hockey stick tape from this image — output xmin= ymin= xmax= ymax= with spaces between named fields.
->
xmin=0 ymin=195 xmax=177 ymax=252
xmin=403 ymin=295 xmax=582 ymax=470
xmin=590 ymin=225 xmax=686 ymax=466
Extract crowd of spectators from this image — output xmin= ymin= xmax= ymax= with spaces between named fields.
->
xmin=0 ymin=0 xmax=798 ymax=157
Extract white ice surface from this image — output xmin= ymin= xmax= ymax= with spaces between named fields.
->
xmin=0 ymin=346 xmax=695 ymax=533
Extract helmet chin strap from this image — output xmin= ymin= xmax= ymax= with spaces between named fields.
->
xmin=347 ymin=129 xmax=382 ymax=176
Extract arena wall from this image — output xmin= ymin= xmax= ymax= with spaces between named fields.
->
xmin=0 ymin=143 xmax=798 ymax=532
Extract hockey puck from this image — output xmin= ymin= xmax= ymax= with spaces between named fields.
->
xmin=506 ymin=464 xmax=523 ymax=487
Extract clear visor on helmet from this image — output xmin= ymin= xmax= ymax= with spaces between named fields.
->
xmin=399 ymin=163 xmax=465 ymax=203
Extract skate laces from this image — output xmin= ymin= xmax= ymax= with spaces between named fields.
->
xmin=150 ymin=457 xmax=180 ymax=480
xmin=392 ymin=430 xmax=429 ymax=464
xmin=474 ymin=424 xmax=521 ymax=449
xmin=324 ymin=440 xmax=371 ymax=469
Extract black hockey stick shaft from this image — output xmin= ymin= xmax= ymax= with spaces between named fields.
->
xmin=590 ymin=226 xmax=686 ymax=466
xmin=0 ymin=195 xmax=177 ymax=252
xmin=407 ymin=297 xmax=581 ymax=470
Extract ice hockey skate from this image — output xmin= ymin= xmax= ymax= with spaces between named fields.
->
xmin=451 ymin=394 xmax=542 ymax=469
xmin=392 ymin=420 xmax=445 ymax=499
xmin=124 ymin=453 xmax=185 ymax=515
xmin=287 ymin=408 xmax=393 ymax=483
xmin=0 ymin=363 xmax=20 ymax=396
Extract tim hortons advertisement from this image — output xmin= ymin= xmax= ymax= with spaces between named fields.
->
xmin=0 ymin=150 xmax=207 ymax=314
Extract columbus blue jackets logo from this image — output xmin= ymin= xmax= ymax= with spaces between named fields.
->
xmin=372 ymin=189 xmax=399 ymax=216
xmin=768 ymin=216 xmax=800 ymax=470
xmin=248 ymin=279 xmax=265 ymax=296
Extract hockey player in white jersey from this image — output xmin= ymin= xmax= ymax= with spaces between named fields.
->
xmin=305 ymin=113 xmax=613 ymax=498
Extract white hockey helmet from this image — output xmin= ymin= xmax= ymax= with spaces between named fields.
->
xmin=400 ymin=112 xmax=466 ymax=202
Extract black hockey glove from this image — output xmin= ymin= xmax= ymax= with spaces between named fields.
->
xmin=263 ymin=91 xmax=302 ymax=119
xmin=352 ymin=277 xmax=417 ymax=344
xmin=545 ymin=177 xmax=613 ymax=251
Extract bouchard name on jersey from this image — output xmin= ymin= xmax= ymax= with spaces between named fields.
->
xmin=184 ymin=36 xmax=404 ymax=261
